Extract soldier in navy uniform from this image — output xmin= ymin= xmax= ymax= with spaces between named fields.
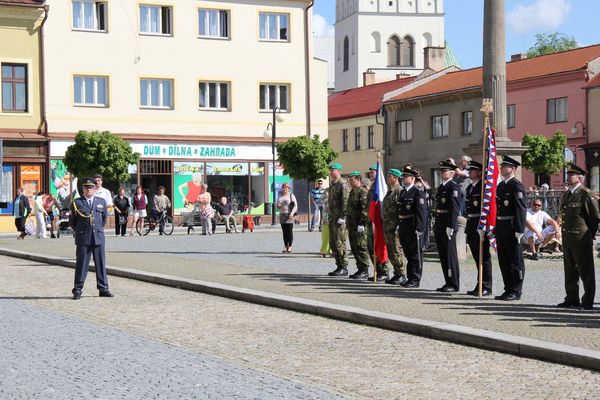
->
xmin=464 ymin=161 xmax=493 ymax=296
xmin=494 ymin=156 xmax=527 ymax=301
xmin=433 ymin=160 xmax=462 ymax=292
xmin=398 ymin=166 xmax=428 ymax=288
xmin=69 ymin=178 xmax=113 ymax=300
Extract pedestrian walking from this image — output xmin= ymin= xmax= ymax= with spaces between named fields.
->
xmin=309 ymin=180 xmax=325 ymax=232
xmin=277 ymin=182 xmax=298 ymax=253
xmin=130 ymin=186 xmax=148 ymax=236
xmin=33 ymin=191 xmax=49 ymax=239
xmin=113 ymin=187 xmax=130 ymax=236
xmin=433 ymin=160 xmax=462 ymax=292
xmin=69 ymin=178 xmax=112 ymax=300
xmin=463 ymin=161 xmax=493 ymax=296
xmin=13 ymin=187 xmax=31 ymax=240
xmin=320 ymin=188 xmax=331 ymax=257
xmin=153 ymin=186 xmax=171 ymax=236
xmin=383 ymin=169 xmax=408 ymax=285
xmin=43 ymin=193 xmax=59 ymax=238
xmin=398 ymin=166 xmax=428 ymax=288
xmin=557 ymin=164 xmax=600 ymax=310
xmin=327 ymin=163 xmax=349 ymax=276
xmin=494 ymin=156 xmax=527 ymax=301
xmin=346 ymin=171 xmax=371 ymax=279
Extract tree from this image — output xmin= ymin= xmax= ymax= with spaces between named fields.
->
xmin=526 ymin=32 xmax=578 ymax=58
xmin=521 ymin=131 xmax=567 ymax=185
xmin=63 ymin=130 xmax=140 ymax=183
xmin=276 ymin=135 xmax=337 ymax=182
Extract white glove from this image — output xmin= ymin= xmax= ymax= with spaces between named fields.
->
xmin=446 ymin=227 xmax=454 ymax=240
xmin=357 ymin=225 xmax=365 ymax=233
xmin=477 ymin=229 xmax=485 ymax=240
xmin=337 ymin=218 xmax=346 ymax=225
xmin=515 ymin=232 xmax=524 ymax=241
xmin=415 ymin=231 xmax=423 ymax=237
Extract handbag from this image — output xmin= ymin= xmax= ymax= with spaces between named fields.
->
xmin=24 ymin=218 xmax=35 ymax=236
xmin=118 ymin=215 xmax=127 ymax=225
xmin=288 ymin=194 xmax=296 ymax=213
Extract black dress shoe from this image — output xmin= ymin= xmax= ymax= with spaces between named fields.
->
xmin=494 ymin=292 xmax=508 ymax=300
xmin=467 ymin=289 xmax=492 ymax=296
xmin=580 ymin=304 xmax=594 ymax=311
xmin=499 ymin=292 xmax=520 ymax=301
xmin=557 ymin=301 xmax=580 ymax=308
xmin=436 ymin=286 xmax=458 ymax=293
xmin=328 ymin=267 xmax=348 ymax=277
xmin=72 ymin=292 xmax=81 ymax=300
xmin=99 ymin=291 xmax=114 ymax=298
xmin=402 ymin=280 xmax=420 ymax=288
xmin=349 ymin=270 xmax=369 ymax=280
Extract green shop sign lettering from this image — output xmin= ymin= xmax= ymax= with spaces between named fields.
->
xmin=142 ymin=144 xmax=236 ymax=158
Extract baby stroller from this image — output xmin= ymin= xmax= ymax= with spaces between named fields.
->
xmin=56 ymin=208 xmax=72 ymax=238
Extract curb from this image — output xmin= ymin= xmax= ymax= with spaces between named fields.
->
xmin=1 ymin=247 xmax=598 ymax=372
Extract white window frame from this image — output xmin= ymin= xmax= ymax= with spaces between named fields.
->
xmin=198 ymin=8 xmax=229 ymax=39
xmin=462 ymin=111 xmax=473 ymax=135
xmin=139 ymin=4 xmax=172 ymax=36
xmin=140 ymin=78 xmax=173 ymax=109
xmin=259 ymin=12 xmax=289 ymax=41
xmin=259 ymin=83 xmax=289 ymax=112
xmin=432 ymin=115 xmax=449 ymax=138
xmin=199 ymin=81 xmax=230 ymax=111
xmin=72 ymin=0 xmax=107 ymax=32
xmin=396 ymin=120 xmax=413 ymax=142
xmin=73 ymin=75 xmax=108 ymax=107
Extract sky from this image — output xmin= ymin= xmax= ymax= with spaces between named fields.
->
xmin=313 ymin=0 xmax=600 ymax=68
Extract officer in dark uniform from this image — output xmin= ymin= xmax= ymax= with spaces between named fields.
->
xmin=69 ymin=178 xmax=113 ymax=300
xmin=558 ymin=164 xmax=600 ymax=310
xmin=464 ymin=161 xmax=493 ymax=296
xmin=398 ymin=166 xmax=428 ymax=288
xmin=433 ymin=160 xmax=462 ymax=292
xmin=495 ymin=156 xmax=527 ymax=301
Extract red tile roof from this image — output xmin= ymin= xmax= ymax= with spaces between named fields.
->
xmin=0 ymin=0 xmax=44 ymax=5
xmin=387 ymin=44 xmax=600 ymax=103
xmin=328 ymin=76 xmax=416 ymax=121
xmin=584 ymin=73 xmax=600 ymax=89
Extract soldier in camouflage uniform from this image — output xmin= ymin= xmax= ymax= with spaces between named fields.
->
xmin=346 ymin=171 xmax=372 ymax=280
xmin=366 ymin=164 xmax=390 ymax=281
xmin=327 ymin=163 xmax=350 ymax=277
xmin=382 ymin=169 xmax=408 ymax=285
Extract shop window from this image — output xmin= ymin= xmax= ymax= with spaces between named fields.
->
xmin=2 ymin=63 xmax=28 ymax=112
xmin=174 ymin=161 xmax=205 ymax=214
xmin=19 ymin=165 xmax=42 ymax=205
xmin=50 ymin=160 xmax=79 ymax=211
xmin=0 ymin=166 xmax=14 ymax=214
xmin=206 ymin=162 xmax=250 ymax=214
xmin=250 ymin=163 xmax=266 ymax=214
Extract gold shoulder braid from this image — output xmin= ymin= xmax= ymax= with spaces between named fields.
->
xmin=72 ymin=199 xmax=94 ymax=226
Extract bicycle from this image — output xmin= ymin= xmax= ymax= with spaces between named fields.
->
xmin=136 ymin=210 xmax=174 ymax=236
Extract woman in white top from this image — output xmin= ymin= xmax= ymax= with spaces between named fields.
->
xmin=276 ymin=182 xmax=298 ymax=253
xmin=33 ymin=191 xmax=49 ymax=239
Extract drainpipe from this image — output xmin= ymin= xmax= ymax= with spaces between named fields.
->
xmin=39 ymin=5 xmax=49 ymax=189
xmin=303 ymin=0 xmax=314 ymax=229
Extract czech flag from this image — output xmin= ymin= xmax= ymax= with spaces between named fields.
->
xmin=477 ymin=127 xmax=499 ymax=251
xmin=368 ymin=161 xmax=389 ymax=264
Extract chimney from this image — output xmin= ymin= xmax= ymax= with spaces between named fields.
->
xmin=424 ymin=47 xmax=445 ymax=71
xmin=363 ymin=71 xmax=376 ymax=86
xmin=511 ymin=53 xmax=528 ymax=62
xmin=396 ymin=73 xmax=410 ymax=79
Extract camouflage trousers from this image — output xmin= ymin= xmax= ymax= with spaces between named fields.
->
xmin=329 ymin=222 xmax=348 ymax=269
xmin=348 ymin=226 xmax=371 ymax=272
xmin=367 ymin=223 xmax=391 ymax=273
xmin=383 ymin=230 xmax=407 ymax=276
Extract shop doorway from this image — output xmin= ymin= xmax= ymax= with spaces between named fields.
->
xmin=140 ymin=160 xmax=173 ymax=216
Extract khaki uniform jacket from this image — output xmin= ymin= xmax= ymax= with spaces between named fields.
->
xmin=328 ymin=178 xmax=349 ymax=223
xmin=559 ymin=185 xmax=600 ymax=247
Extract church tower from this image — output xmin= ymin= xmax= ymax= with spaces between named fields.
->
xmin=335 ymin=0 xmax=445 ymax=91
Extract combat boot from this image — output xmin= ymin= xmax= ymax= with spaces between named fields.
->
xmin=328 ymin=267 xmax=348 ymax=277
xmin=349 ymin=270 xmax=369 ymax=280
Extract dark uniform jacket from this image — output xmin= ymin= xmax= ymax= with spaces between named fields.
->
xmin=14 ymin=194 xmax=31 ymax=218
xmin=398 ymin=185 xmax=428 ymax=233
xmin=495 ymin=177 xmax=527 ymax=236
xmin=434 ymin=179 xmax=461 ymax=230
xmin=69 ymin=196 xmax=108 ymax=246
xmin=559 ymin=185 xmax=600 ymax=246
xmin=346 ymin=186 xmax=369 ymax=228
xmin=465 ymin=180 xmax=483 ymax=234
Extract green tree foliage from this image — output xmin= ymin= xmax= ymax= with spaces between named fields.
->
xmin=521 ymin=131 xmax=567 ymax=178
xmin=63 ymin=130 xmax=140 ymax=183
xmin=276 ymin=135 xmax=338 ymax=182
xmin=526 ymin=32 xmax=578 ymax=57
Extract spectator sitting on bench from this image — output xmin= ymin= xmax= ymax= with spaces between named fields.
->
xmin=523 ymin=198 xmax=560 ymax=260
xmin=216 ymin=196 xmax=238 ymax=233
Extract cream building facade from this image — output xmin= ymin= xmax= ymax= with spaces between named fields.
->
xmin=43 ymin=0 xmax=327 ymax=216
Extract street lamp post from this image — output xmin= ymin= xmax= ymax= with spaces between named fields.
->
xmin=264 ymin=106 xmax=284 ymax=225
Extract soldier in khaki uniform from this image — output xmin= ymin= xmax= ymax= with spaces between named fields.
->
xmin=382 ymin=169 xmax=408 ymax=285
xmin=366 ymin=164 xmax=391 ymax=281
xmin=346 ymin=171 xmax=372 ymax=280
xmin=327 ymin=163 xmax=350 ymax=277
xmin=557 ymin=164 xmax=600 ymax=310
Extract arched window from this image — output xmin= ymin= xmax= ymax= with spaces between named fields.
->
xmin=422 ymin=32 xmax=432 ymax=47
xmin=387 ymin=35 xmax=400 ymax=66
xmin=343 ymin=36 xmax=349 ymax=71
xmin=401 ymin=35 xmax=414 ymax=67
xmin=370 ymin=31 xmax=381 ymax=53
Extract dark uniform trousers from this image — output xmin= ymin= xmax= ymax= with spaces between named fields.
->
xmin=563 ymin=232 xmax=595 ymax=306
xmin=464 ymin=181 xmax=492 ymax=292
xmin=74 ymin=237 xmax=108 ymax=293
xmin=399 ymin=222 xmax=423 ymax=283
xmin=495 ymin=178 xmax=527 ymax=296
xmin=433 ymin=181 xmax=462 ymax=290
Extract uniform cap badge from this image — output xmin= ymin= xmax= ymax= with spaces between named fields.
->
xmin=504 ymin=200 xmax=509 ymax=206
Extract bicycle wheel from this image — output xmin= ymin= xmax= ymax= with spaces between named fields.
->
xmin=136 ymin=217 xmax=151 ymax=236
xmin=163 ymin=216 xmax=174 ymax=235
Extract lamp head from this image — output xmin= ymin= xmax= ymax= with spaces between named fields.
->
xmin=263 ymin=128 xmax=272 ymax=139
xmin=571 ymin=127 xmax=578 ymax=135
xmin=276 ymin=113 xmax=285 ymax=123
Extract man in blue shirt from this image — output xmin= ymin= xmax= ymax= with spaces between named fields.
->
xmin=309 ymin=180 xmax=325 ymax=232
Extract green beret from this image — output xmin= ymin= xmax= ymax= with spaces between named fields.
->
xmin=329 ymin=163 xmax=343 ymax=170
xmin=368 ymin=163 xmax=378 ymax=171
xmin=387 ymin=168 xmax=402 ymax=177
xmin=348 ymin=170 xmax=362 ymax=177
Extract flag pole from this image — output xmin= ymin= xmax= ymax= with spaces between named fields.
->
xmin=479 ymin=99 xmax=494 ymax=297
xmin=372 ymin=152 xmax=381 ymax=283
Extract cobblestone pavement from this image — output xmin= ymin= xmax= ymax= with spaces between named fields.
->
xmin=1 ymin=229 xmax=599 ymax=352
xmin=1 ymin=256 xmax=599 ymax=400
